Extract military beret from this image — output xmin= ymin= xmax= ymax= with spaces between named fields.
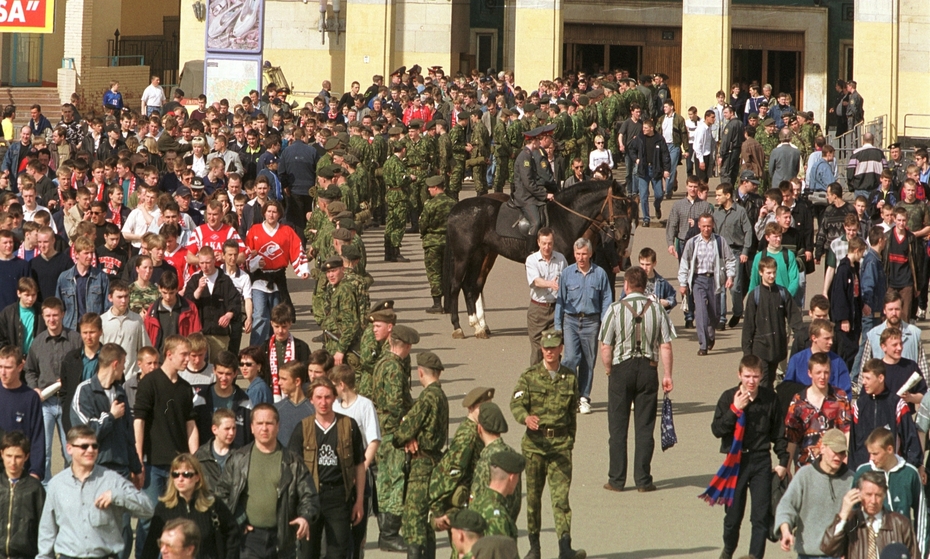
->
xmin=332 ymin=148 xmax=346 ymax=157
xmin=334 ymin=211 xmax=354 ymax=222
xmin=371 ymin=299 xmax=394 ymax=313
xmin=337 ymin=132 xmax=351 ymax=144
xmin=388 ymin=126 xmax=405 ymax=135
xmin=425 ymin=175 xmax=445 ymax=188
xmin=801 ymin=111 xmax=814 ymax=120
xmin=540 ymin=328 xmax=563 ymax=348
xmin=321 ymin=186 xmax=342 ymax=201
xmin=341 ymin=244 xmax=361 ymax=261
xmin=490 ymin=450 xmax=525 ymax=474
xmin=556 ymin=97 xmax=570 ymax=107
xmin=321 ymin=256 xmax=344 ymax=271
xmin=456 ymin=111 xmax=470 ymax=122
xmin=332 ymin=227 xmax=353 ymax=241
xmin=408 ymin=118 xmax=424 ymax=130
xmin=424 ymin=120 xmax=437 ymax=131
xmin=577 ymin=95 xmax=589 ymax=106
xmin=343 ymin=153 xmax=360 ymax=166
xmin=539 ymin=95 xmax=550 ymax=105
xmin=471 ymin=535 xmax=519 ymax=559
xmin=324 ymin=137 xmax=341 ymax=150
xmin=327 ymin=200 xmax=347 ymax=214
xmin=369 ymin=308 xmax=397 ymax=324
xmin=391 ymin=324 xmax=420 ymax=345
xmin=762 ymin=117 xmax=776 ymax=126
xmin=747 ymin=112 xmax=759 ymax=119
xmin=416 ymin=351 xmax=444 ymax=371
xmin=478 ymin=401 xmax=508 ymax=433
xmin=449 ymin=509 xmax=487 ymax=534
xmin=534 ymin=109 xmax=548 ymax=120
xmin=525 ymin=103 xmax=538 ymax=113
xmin=499 ymin=108 xmax=513 ymax=118
xmin=601 ymin=81 xmax=617 ymax=91
xmin=656 ymin=73 xmax=669 ymax=81
xmin=463 ymin=386 xmax=495 ymax=408
xmin=433 ymin=119 xmax=447 ymax=128
xmin=334 ymin=124 xmax=347 ymax=133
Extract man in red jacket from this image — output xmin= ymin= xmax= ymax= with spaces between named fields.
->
xmin=143 ymin=269 xmax=201 ymax=351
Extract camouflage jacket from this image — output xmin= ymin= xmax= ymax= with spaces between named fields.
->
xmin=383 ymin=156 xmax=411 ymax=192
xmin=420 ymin=193 xmax=455 ymax=248
xmin=493 ymin=120 xmax=511 ymax=157
xmin=429 ymin=419 xmax=483 ymax=517
xmin=394 ymin=381 xmax=449 ymax=458
xmin=320 ymin=279 xmax=361 ymax=354
xmin=356 ymin=326 xmax=383 ymax=397
xmin=343 ymin=267 xmax=370 ymax=320
xmin=437 ymin=133 xmax=452 ymax=174
xmin=470 ymin=123 xmax=491 ymax=159
xmin=471 ymin=488 xmax=518 ymax=539
xmin=405 ymin=136 xmax=431 ymax=171
xmin=469 ymin=436 xmax=521 ymax=521
xmin=449 ymin=125 xmax=468 ymax=159
xmin=372 ymin=351 xmax=414 ymax=435
xmin=510 ymin=361 xmax=578 ymax=453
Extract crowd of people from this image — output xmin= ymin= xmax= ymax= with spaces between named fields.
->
xmin=0 ymin=60 xmax=924 ymax=559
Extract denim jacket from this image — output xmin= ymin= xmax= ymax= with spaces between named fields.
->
xmin=56 ymin=266 xmax=111 ymax=330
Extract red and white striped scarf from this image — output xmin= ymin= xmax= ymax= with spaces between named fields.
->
xmin=267 ymin=334 xmax=295 ymax=397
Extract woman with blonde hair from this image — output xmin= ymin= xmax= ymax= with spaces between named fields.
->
xmin=141 ymin=453 xmax=238 ymax=559
xmin=588 ymin=134 xmax=614 ymax=172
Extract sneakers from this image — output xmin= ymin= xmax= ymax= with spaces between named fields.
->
xmin=918 ymin=309 xmax=927 ymax=320
xmin=579 ymin=398 xmax=592 ymax=414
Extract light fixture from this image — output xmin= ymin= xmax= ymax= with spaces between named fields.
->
xmin=193 ymin=0 xmax=206 ymax=22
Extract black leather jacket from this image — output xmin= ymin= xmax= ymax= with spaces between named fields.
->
xmin=0 ymin=474 xmax=46 ymax=558
xmin=214 ymin=442 xmax=319 ymax=556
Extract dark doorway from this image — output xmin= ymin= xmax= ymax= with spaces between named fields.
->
xmin=609 ymin=45 xmax=640 ymax=77
xmin=768 ymin=51 xmax=800 ymax=105
xmin=574 ymin=43 xmax=605 ymax=74
xmin=731 ymin=49 xmax=762 ymax=89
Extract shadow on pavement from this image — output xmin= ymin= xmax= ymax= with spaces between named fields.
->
xmin=655 ymin=473 xmax=714 ymax=490
xmin=587 ymin=546 xmax=717 ymax=559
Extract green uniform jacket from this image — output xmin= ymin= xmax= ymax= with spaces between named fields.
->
xmin=470 ymin=437 xmax=521 ymax=521
xmin=394 ymin=382 xmax=449 ymax=458
xmin=319 ymin=280 xmax=361 ymax=354
xmin=471 ymin=488 xmax=518 ymax=539
xmin=356 ymin=327 xmax=383 ymax=397
xmin=372 ymin=352 xmax=413 ymax=435
xmin=420 ymin=193 xmax=455 ymax=248
xmin=450 ymin=125 xmax=468 ymax=159
xmin=437 ymin=133 xmax=453 ymax=175
xmin=383 ymin=156 xmax=411 ymax=192
xmin=510 ymin=362 xmax=579 ymax=455
xmin=344 ymin=268 xmax=370 ymax=320
xmin=428 ymin=418 xmax=483 ymax=517
xmin=406 ymin=137 xmax=432 ymax=171
xmin=493 ymin=120 xmax=511 ymax=158
xmin=470 ymin=124 xmax=491 ymax=159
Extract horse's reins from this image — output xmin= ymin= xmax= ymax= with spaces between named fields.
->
xmin=549 ymin=189 xmax=625 ymax=235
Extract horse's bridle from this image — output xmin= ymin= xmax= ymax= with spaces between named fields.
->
xmin=549 ymin=188 xmax=634 ymax=237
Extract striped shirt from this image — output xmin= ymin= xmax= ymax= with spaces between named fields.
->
xmin=599 ymin=293 xmax=676 ymax=364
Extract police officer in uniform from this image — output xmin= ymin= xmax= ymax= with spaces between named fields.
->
xmin=513 ymin=126 xmax=556 ymax=246
xmin=510 ymin=329 xmax=585 ymax=559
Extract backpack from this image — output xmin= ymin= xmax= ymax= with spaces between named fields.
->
xmin=753 ymin=284 xmax=789 ymax=306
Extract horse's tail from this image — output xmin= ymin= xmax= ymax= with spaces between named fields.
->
xmin=442 ymin=228 xmax=453 ymax=313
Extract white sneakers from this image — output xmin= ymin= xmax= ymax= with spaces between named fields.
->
xmin=579 ymin=398 xmax=592 ymax=414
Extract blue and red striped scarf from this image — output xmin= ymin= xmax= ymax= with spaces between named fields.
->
xmin=699 ymin=409 xmax=746 ymax=506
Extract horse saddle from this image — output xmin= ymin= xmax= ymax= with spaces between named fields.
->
xmin=496 ymin=199 xmax=533 ymax=240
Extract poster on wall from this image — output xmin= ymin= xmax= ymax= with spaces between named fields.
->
xmin=205 ymin=0 xmax=264 ymax=54
xmin=204 ymin=56 xmax=262 ymax=104
xmin=0 ymin=0 xmax=55 ymax=33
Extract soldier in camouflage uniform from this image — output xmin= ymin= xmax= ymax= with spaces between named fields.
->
xmin=448 ymin=510 xmax=486 ymax=559
xmin=357 ymin=301 xmax=395 ymax=397
xmin=429 ymin=386 xmax=495 ymax=555
xmin=370 ymin=123 xmax=390 ymax=225
xmin=129 ymin=273 xmax=159 ymax=314
xmin=371 ymin=324 xmax=419 ymax=552
xmin=420 ymin=175 xmax=455 ymax=314
xmin=404 ymin=120 xmax=431 ymax=233
xmin=304 ymin=183 xmax=339 ymax=249
xmin=448 ymin=114 xmax=469 ymax=200
xmin=436 ymin=120 xmax=452 ymax=189
xmin=510 ymin=329 xmax=585 ymax=559
xmin=383 ymin=143 xmax=415 ymax=262
xmin=600 ymin=83 xmax=621 ymax=158
xmin=338 ymin=241 xmax=370 ymax=319
xmin=314 ymin=256 xmax=361 ymax=368
xmin=394 ymin=351 xmax=449 ymax=559
xmin=470 ymin=402 xmax=521 ymax=521
xmin=553 ymin=101 xmax=575 ymax=178
xmin=343 ymin=153 xmax=370 ymax=223
xmin=756 ymin=118 xmax=779 ymax=189
xmin=492 ymin=109 xmax=514 ymax=193
xmin=506 ymin=112 xmax=525 ymax=187
xmin=470 ymin=450 xmax=524 ymax=541
xmin=466 ymin=110 xmax=491 ymax=196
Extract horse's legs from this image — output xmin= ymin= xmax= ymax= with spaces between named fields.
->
xmin=473 ymin=253 xmax=498 ymax=338
xmin=449 ymin=248 xmax=469 ymax=338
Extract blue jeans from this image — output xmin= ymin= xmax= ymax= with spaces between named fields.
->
xmin=718 ymin=259 xmax=744 ymax=322
xmin=136 ymin=464 xmax=169 ymax=557
xmin=42 ymin=396 xmax=68 ymax=485
xmin=487 ymin=155 xmax=497 ymax=186
xmin=145 ymin=106 xmax=160 ymax=117
xmin=852 ymin=314 xmax=879 ymax=385
xmin=636 ymin=173 xmax=663 ymax=223
xmin=250 ymin=289 xmax=283 ymax=346
xmin=665 ymin=143 xmax=681 ymax=198
xmin=561 ymin=314 xmax=600 ymax=400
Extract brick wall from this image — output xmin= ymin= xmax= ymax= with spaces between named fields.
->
xmin=57 ymin=66 xmax=151 ymax=117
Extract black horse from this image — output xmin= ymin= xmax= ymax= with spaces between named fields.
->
xmin=442 ymin=180 xmax=638 ymax=339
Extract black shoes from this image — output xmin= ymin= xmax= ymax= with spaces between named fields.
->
xmin=728 ymin=314 xmax=742 ymax=328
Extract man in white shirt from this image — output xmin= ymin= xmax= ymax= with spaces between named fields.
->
xmin=100 ymin=281 xmax=146 ymax=382
xmin=524 ymin=227 xmax=567 ymax=365
xmin=140 ymin=76 xmax=167 ymax=117
xmin=693 ymin=110 xmax=716 ymax=183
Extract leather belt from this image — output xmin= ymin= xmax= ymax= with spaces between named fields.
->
xmin=696 ymin=272 xmax=714 ymax=277
xmin=531 ymin=300 xmax=555 ymax=307
xmin=531 ymin=426 xmax=569 ymax=438
xmin=567 ymin=312 xmax=591 ymax=318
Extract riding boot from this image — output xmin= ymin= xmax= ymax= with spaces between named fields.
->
xmin=524 ymin=533 xmax=541 ymax=559
xmin=378 ymin=513 xmax=408 ymax=552
xmin=424 ymin=532 xmax=436 ymax=559
xmin=385 ymin=240 xmax=395 ymax=262
xmin=394 ymin=248 xmax=410 ymax=263
xmin=558 ymin=535 xmax=586 ymax=559
xmin=426 ymin=296 xmax=443 ymax=314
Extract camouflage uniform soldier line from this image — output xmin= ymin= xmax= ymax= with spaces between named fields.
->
xmin=420 ymin=175 xmax=455 ymax=313
xmin=383 ymin=143 xmax=415 ymax=262
xmin=470 ymin=450 xmax=525 ymax=542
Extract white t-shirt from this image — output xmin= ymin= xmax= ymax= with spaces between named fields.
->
xmin=141 ymin=84 xmax=167 ymax=108
xmin=122 ymin=206 xmax=156 ymax=248
xmin=336 ymin=394 xmax=381 ymax=448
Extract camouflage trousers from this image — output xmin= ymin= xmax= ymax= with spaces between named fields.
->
xmin=402 ymin=456 xmax=438 ymax=548
xmin=493 ymin=154 xmax=509 ymax=193
xmin=449 ymin=158 xmax=466 ymax=200
xmin=385 ymin=189 xmax=408 ymax=248
xmin=409 ymin=174 xmax=428 ymax=214
xmin=470 ymin=163 xmax=489 ymax=196
xmin=422 ymin=244 xmax=446 ymax=297
xmin=376 ymin=434 xmax=406 ymax=515
xmin=524 ymin=448 xmax=573 ymax=538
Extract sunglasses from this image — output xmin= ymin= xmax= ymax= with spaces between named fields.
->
xmin=171 ymin=471 xmax=196 ymax=479
xmin=74 ymin=443 xmax=99 ymax=451
xmin=240 ymin=361 xmax=256 ymax=367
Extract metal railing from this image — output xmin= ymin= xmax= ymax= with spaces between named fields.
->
xmin=108 ymin=32 xmax=179 ymax=87
xmin=61 ymin=55 xmax=145 ymax=69
xmin=826 ymin=115 xmax=886 ymax=190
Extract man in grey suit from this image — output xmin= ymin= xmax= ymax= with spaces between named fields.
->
xmin=768 ymin=128 xmax=801 ymax=187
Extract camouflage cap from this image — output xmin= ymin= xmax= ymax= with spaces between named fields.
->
xmin=449 ymin=509 xmax=487 ymax=534
xmin=332 ymin=227 xmax=353 ymax=241
xmin=540 ymin=329 xmax=563 ymax=348
xmin=478 ymin=401 xmax=508 ymax=433
xmin=425 ymin=175 xmax=445 ymax=188
xmin=489 ymin=450 xmax=525 ymax=474
xmin=462 ymin=386 xmax=495 ymax=408
xmin=321 ymin=255 xmax=343 ymax=271
xmin=391 ymin=324 xmax=419 ymax=345
xmin=340 ymin=244 xmax=361 ymax=261
xmin=416 ymin=351 xmax=444 ymax=371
